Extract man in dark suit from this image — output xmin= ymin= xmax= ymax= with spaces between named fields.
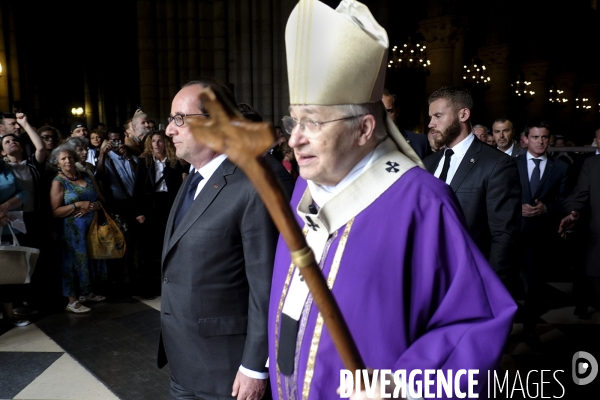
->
xmin=559 ymin=155 xmax=600 ymax=315
xmin=382 ymin=88 xmax=431 ymax=159
xmin=516 ymin=120 xmax=570 ymax=342
xmin=159 ymin=78 xmax=294 ymax=399
xmin=492 ymin=117 xmax=527 ymax=158
xmin=423 ymin=86 xmax=521 ymax=290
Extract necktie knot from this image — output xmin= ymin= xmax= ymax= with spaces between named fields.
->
xmin=532 ymin=158 xmax=541 ymax=166
xmin=445 ymin=149 xmax=455 ymax=157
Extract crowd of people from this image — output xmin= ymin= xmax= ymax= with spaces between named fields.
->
xmin=2 ymin=1 xmax=600 ymax=398
xmin=0 ymin=105 xmax=298 ymax=326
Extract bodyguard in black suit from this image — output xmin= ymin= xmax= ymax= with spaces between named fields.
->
xmin=492 ymin=117 xmax=527 ymax=158
xmin=423 ymin=86 xmax=521 ymax=289
xmin=158 ymin=78 xmax=294 ymax=399
xmin=516 ymin=121 xmax=570 ymax=341
xmin=560 ymin=155 xmax=600 ymax=314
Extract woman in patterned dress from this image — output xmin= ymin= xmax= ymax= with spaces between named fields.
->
xmin=49 ymin=145 xmax=106 ymax=313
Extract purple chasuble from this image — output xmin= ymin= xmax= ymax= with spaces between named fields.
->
xmin=268 ymin=167 xmax=517 ymax=400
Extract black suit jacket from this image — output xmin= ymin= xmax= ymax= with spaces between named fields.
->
xmin=402 ymin=129 xmax=431 ymax=160
xmin=157 ymin=155 xmax=294 ymax=394
xmin=563 ymin=155 xmax=600 ymax=277
xmin=424 ymin=138 xmax=521 ymax=280
xmin=516 ymin=154 xmax=570 ymax=233
xmin=133 ymin=158 xmax=184 ymax=217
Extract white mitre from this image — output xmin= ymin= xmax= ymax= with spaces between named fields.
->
xmin=285 ymin=0 xmax=424 ymax=167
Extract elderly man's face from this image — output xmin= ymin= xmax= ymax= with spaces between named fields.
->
xmin=133 ymin=115 xmax=151 ymax=140
xmin=287 ymin=105 xmax=364 ymax=186
xmin=473 ymin=127 xmax=488 ymax=141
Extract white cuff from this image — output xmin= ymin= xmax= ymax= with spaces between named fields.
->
xmin=239 ymin=365 xmax=269 ymax=380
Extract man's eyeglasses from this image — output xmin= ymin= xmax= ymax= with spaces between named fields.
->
xmin=168 ymin=113 xmax=210 ymax=127
xmin=281 ymin=114 xmax=366 ymax=135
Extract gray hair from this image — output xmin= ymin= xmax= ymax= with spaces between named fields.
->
xmin=333 ymin=102 xmax=387 ymax=141
xmin=50 ymin=144 xmax=80 ymax=166
xmin=65 ymin=136 xmax=89 ymax=149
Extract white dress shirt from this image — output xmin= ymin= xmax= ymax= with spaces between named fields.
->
xmin=153 ymin=156 xmax=168 ymax=192
xmin=526 ymin=151 xmax=547 ymax=180
xmin=434 ymin=133 xmax=475 ymax=184
xmin=503 ymin=143 xmax=515 ymax=156
xmin=190 ymin=154 xmax=228 ymax=199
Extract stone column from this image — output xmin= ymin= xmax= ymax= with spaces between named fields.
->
xmin=478 ymin=44 xmax=511 ymax=120
xmin=521 ymin=61 xmax=548 ymax=121
xmin=419 ymin=15 xmax=463 ymax=98
xmin=137 ymin=0 xmax=160 ymax=121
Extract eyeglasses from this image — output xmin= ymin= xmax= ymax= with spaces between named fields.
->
xmin=167 ymin=113 xmax=210 ymax=127
xmin=281 ymin=114 xmax=366 ymax=135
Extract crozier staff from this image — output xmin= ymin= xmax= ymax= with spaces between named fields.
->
xmin=263 ymin=1 xmax=518 ymax=399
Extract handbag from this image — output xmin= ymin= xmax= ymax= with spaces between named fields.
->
xmin=87 ymin=202 xmax=127 ymax=259
xmin=0 ymin=223 xmax=40 ymax=284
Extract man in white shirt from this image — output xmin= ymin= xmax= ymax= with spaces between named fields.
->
xmin=515 ymin=120 xmax=570 ymax=343
xmin=159 ymin=78 xmax=294 ymax=399
xmin=492 ymin=117 xmax=526 ymax=158
xmin=423 ymin=86 xmax=522 ymax=291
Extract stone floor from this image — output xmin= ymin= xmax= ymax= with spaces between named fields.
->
xmin=1 ymin=283 xmax=599 ymax=400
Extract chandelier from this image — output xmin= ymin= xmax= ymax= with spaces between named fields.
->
xmin=388 ymin=41 xmax=430 ymax=70
xmin=548 ymin=86 xmax=568 ymax=103
xmin=511 ymin=79 xmax=534 ymax=98
xmin=462 ymin=58 xmax=490 ymax=86
xmin=575 ymin=97 xmax=591 ymax=110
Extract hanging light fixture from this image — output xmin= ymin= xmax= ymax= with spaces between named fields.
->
xmin=462 ymin=58 xmax=491 ymax=86
xmin=388 ymin=39 xmax=430 ymax=70
xmin=511 ymin=75 xmax=535 ymax=98
xmin=575 ymin=97 xmax=591 ymax=110
xmin=548 ymin=86 xmax=568 ymax=103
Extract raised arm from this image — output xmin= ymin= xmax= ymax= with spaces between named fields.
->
xmin=16 ymin=113 xmax=46 ymax=164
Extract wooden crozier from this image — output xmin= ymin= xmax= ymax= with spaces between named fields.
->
xmin=186 ymin=88 xmax=366 ymax=375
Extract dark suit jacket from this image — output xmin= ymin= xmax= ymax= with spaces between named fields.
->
xmin=133 ymin=158 xmax=184 ymax=217
xmin=157 ymin=155 xmax=294 ymax=394
xmin=516 ymin=154 xmax=570 ymax=233
xmin=563 ymin=155 xmax=600 ymax=277
xmin=424 ymin=138 xmax=521 ymax=280
xmin=402 ymin=129 xmax=431 ymax=160
xmin=510 ymin=143 xmax=527 ymax=158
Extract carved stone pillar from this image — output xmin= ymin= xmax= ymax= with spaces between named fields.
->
xmin=478 ymin=44 xmax=511 ymax=120
xmin=419 ymin=16 xmax=463 ymax=97
xmin=521 ymin=61 xmax=548 ymax=121
xmin=137 ymin=0 xmax=160 ymax=121
xmin=0 ymin=3 xmax=19 ymax=112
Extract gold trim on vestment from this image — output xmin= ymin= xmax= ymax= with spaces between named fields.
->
xmin=275 ymin=227 xmax=309 ymax=399
xmin=302 ymin=218 xmax=355 ymax=400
